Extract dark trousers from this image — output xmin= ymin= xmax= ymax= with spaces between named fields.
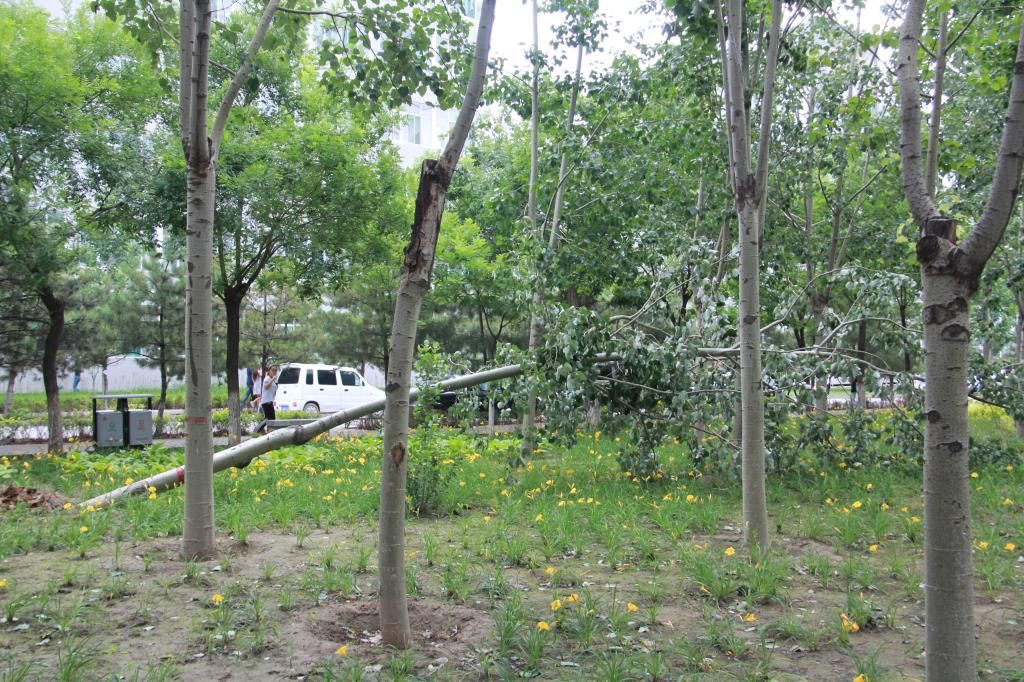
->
xmin=261 ymin=402 xmax=275 ymax=420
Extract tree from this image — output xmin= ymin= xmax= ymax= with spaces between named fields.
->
xmin=126 ymin=251 xmax=187 ymax=432
xmin=0 ymin=4 xmax=158 ymax=453
xmin=715 ymin=0 xmax=783 ymax=548
xmin=213 ymin=76 xmax=403 ymax=442
xmin=378 ymin=0 xmax=496 ymax=648
xmin=897 ymin=2 xmax=1024 ymax=678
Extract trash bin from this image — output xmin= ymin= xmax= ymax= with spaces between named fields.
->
xmin=96 ymin=411 xmax=125 ymax=447
xmin=127 ymin=410 xmax=153 ymax=446
xmin=92 ymin=394 xmax=154 ymax=448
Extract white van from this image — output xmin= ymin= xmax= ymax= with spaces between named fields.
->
xmin=273 ymin=364 xmax=384 ymax=416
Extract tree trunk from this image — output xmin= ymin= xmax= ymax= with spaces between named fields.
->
xmin=856 ymin=318 xmax=868 ymax=410
xmin=3 ymin=369 xmax=16 ymax=418
xmin=39 ymin=288 xmax=64 ymax=455
xmin=1016 ymin=293 xmax=1024 ymax=438
xmin=225 ymin=292 xmax=243 ymax=444
xmin=920 ymin=231 xmax=975 ymax=679
xmin=377 ymin=0 xmax=495 ymax=648
xmin=182 ymin=162 xmax=217 ymax=560
xmin=737 ymin=200 xmax=769 ymax=546
xmin=519 ymin=0 xmax=541 ymax=464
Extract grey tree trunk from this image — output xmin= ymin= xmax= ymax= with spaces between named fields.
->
xmin=182 ymin=163 xmax=217 ymax=559
xmin=177 ymin=0 xmax=281 ymax=559
xmin=520 ymin=0 xmax=541 ymax=463
xmin=898 ymin=4 xmax=1024 ymax=678
xmin=225 ymin=293 xmax=243 ymax=445
xmin=377 ymin=0 xmax=495 ymax=648
xmin=718 ymin=0 xmax=783 ymax=549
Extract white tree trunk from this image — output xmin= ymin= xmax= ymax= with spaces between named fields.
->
xmin=898 ymin=4 xmax=1024 ymax=678
xmin=737 ymin=202 xmax=768 ymax=545
xmin=182 ymin=164 xmax=217 ymax=560
xmin=920 ymin=257 xmax=975 ymax=677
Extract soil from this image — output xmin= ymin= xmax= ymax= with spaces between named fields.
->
xmin=0 ymin=524 xmax=1019 ymax=680
xmin=0 ymin=485 xmax=69 ymax=511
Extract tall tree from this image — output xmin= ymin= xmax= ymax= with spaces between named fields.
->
xmin=716 ymin=0 xmax=783 ymax=548
xmin=378 ymin=0 xmax=496 ymax=648
xmin=897 ymin=2 xmax=1024 ymax=679
xmin=0 ymin=4 xmax=157 ymax=453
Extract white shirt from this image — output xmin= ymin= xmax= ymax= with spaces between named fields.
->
xmin=262 ymin=374 xmax=278 ymax=404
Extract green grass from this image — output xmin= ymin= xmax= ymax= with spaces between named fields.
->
xmin=0 ymin=412 xmax=1019 ymax=679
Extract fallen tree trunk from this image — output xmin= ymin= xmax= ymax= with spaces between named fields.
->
xmin=80 ymin=364 xmax=523 ymax=508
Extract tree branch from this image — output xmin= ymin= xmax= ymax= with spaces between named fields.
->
xmin=210 ymin=0 xmax=282 ymax=156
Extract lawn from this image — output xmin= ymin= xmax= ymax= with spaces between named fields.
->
xmin=0 ymin=415 xmax=1021 ymax=680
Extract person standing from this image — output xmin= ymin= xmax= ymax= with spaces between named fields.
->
xmin=242 ymin=367 xmax=254 ymax=405
xmin=261 ymin=366 xmax=278 ymax=420
xmin=250 ymin=368 xmax=262 ymax=411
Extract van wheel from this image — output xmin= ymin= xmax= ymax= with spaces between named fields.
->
xmin=302 ymin=402 xmax=320 ymax=415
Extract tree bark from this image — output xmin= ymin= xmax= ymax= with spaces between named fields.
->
xmin=718 ymin=0 xmax=782 ymax=549
xmin=377 ymin=0 xmax=495 ymax=649
xmin=520 ymin=0 xmax=542 ymax=463
xmin=178 ymin=0 xmax=280 ymax=560
xmin=856 ymin=318 xmax=868 ymax=410
xmin=182 ymin=162 xmax=217 ymax=560
xmin=224 ymin=291 xmax=243 ymax=444
xmin=898 ymin=4 xmax=1024 ymax=678
xmin=39 ymin=288 xmax=64 ymax=455
xmin=3 ymin=369 xmax=16 ymax=418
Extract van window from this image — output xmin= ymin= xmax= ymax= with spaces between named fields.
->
xmin=341 ymin=371 xmax=361 ymax=387
xmin=279 ymin=367 xmax=299 ymax=384
xmin=305 ymin=369 xmax=314 ymax=385
xmin=317 ymin=369 xmax=337 ymax=385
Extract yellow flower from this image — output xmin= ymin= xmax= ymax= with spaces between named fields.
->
xmin=62 ymin=502 xmax=73 ymax=510
xmin=851 ymin=500 xmax=862 ymax=510
xmin=148 ymin=493 xmax=157 ymax=500
xmin=900 ymin=506 xmax=909 ymax=513
xmin=0 ymin=580 xmax=7 ymax=590
xmin=79 ymin=526 xmax=88 ymax=533
xmin=853 ymin=675 xmax=868 ymax=682
xmin=545 ymin=566 xmax=556 ymax=576
xmin=335 ymin=645 xmax=348 ymax=656
xmin=685 ymin=494 xmax=697 ymax=504
xmin=825 ymin=497 xmax=834 ymax=505
xmin=910 ymin=516 xmax=921 ymax=523
xmin=840 ymin=613 xmax=860 ymax=634
xmin=626 ymin=602 xmax=639 ymax=613
xmin=868 ymin=544 xmax=878 ymax=553
xmin=551 ymin=599 xmax=562 ymax=611
xmin=211 ymin=594 xmax=225 ymax=605
xmin=880 ymin=502 xmax=890 ymax=510
xmin=536 ymin=620 xmax=550 ymax=631
xmin=970 ymin=471 xmax=979 ymax=479
xmin=976 ymin=541 xmax=990 ymax=551
xmin=724 ymin=546 xmax=736 ymax=557
xmin=1002 ymin=498 xmax=1014 ymax=506
xmin=1006 ymin=465 xmax=1014 ymax=473
xmin=566 ymin=593 xmax=579 ymax=603
xmin=865 ymin=483 xmax=874 ymax=491
xmin=483 ymin=515 xmax=492 ymax=523
xmin=1005 ymin=543 xmax=1017 ymax=552
xmin=535 ymin=514 xmax=544 ymax=522
xmin=743 ymin=612 xmax=757 ymax=622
